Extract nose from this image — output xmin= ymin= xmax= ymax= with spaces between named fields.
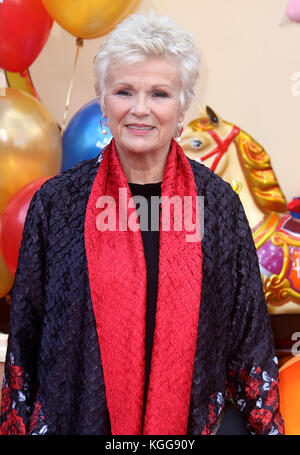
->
xmin=130 ymin=93 xmax=150 ymax=116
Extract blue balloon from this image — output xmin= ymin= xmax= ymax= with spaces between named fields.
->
xmin=61 ymin=98 xmax=112 ymax=171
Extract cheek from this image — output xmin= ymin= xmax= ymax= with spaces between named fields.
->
xmin=105 ymin=98 xmax=129 ymax=124
xmin=155 ymin=108 xmax=177 ymax=127
xmin=155 ymin=102 xmax=183 ymax=127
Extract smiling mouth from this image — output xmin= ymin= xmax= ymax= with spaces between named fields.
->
xmin=126 ymin=124 xmax=155 ymax=131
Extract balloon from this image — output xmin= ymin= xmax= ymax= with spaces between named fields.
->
xmin=279 ymin=355 xmax=300 ymax=434
xmin=0 ymin=88 xmax=62 ymax=214
xmin=0 ymin=252 xmax=14 ymax=298
xmin=0 ymin=177 xmax=50 ymax=275
xmin=62 ymin=99 xmax=112 ymax=171
xmin=286 ymin=0 xmax=300 ymax=22
xmin=41 ymin=0 xmax=140 ymax=39
xmin=0 ymin=0 xmax=53 ymax=72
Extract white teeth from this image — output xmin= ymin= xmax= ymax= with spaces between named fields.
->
xmin=127 ymin=125 xmax=153 ymax=130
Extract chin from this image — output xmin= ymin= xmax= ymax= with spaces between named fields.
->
xmin=121 ymin=139 xmax=157 ymax=155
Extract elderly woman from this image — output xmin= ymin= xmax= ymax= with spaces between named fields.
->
xmin=0 ymin=12 xmax=284 ymax=435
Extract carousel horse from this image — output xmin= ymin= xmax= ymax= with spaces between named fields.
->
xmin=180 ymin=106 xmax=300 ymax=323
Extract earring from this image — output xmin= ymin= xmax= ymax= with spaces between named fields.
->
xmin=100 ymin=117 xmax=108 ymax=135
xmin=175 ymin=122 xmax=184 ymax=142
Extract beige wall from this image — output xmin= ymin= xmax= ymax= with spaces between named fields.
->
xmin=3 ymin=0 xmax=300 ymax=202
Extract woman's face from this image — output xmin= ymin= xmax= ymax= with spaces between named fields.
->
xmin=102 ymin=57 xmax=185 ymax=160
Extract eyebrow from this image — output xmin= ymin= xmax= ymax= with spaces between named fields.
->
xmin=113 ymin=82 xmax=173 ymax=90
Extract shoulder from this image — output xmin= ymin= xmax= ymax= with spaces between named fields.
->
xmin=186 ymin=157 xmax=247 ymax=263
xmin=186 ymin=156 xmax=240 ymax=213
xmin=36 ymin=156 xmax=100 ymax=213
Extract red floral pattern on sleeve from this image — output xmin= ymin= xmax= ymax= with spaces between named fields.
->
xmin=0 ymin=386 xmax=11 ymax=415
xmin=0 ymin=409 xmax=26 ymax=435
xmin=201 ymin=392 xmax=225 ymax=435
xmin=226 ymin=357 xmax=285 ymax=435
xmin=265 ymin=381 xmax=279 ymax=407
xmin=249 ymin=409 xmax=273 ymax=433
xmin=1 ymin=354 xmax=48 ymax=435
xmin=10 ymin=365 xmax=24 ymax=390
xmin=29 ymin=401 xmax=42 ymax=434
xmin=29 ymin=401 xmax=47 ymax=435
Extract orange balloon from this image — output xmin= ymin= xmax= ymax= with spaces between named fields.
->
xmin=0 ymin=251 xmax=14 ymax=298
xmin=0 ymin=88 xmax=62 ymax=214
xmin=279 ymin=355 xmax=300 ymax=435
xmin=41 ymin=0 xmax=140 ymax=39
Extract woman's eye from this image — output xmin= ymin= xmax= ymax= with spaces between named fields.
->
xmin=116 ymin=89 xmax=131 ymax=96
xmin=153 ymin=91 xmax=169 ymax=98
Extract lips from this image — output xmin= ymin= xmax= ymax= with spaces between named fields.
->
xmin=126 ymin=124 xmax=155 ymax=131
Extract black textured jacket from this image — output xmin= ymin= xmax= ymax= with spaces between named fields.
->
xmin=0 ymin=155 xmax=284 ymax=435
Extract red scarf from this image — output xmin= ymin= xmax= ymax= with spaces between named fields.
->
xmin=84 ymin=138 xmax=202 ymax=435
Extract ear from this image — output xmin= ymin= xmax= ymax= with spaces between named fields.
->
xmin=205 ymin=106 xmax=219 ymax=125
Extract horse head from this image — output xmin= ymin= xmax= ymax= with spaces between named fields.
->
xmin=180 ymin=106 xmax=239 ymax=175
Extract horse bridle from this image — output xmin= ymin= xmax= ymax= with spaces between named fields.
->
xmin=199 ymin=125 xmax=240 ymax=172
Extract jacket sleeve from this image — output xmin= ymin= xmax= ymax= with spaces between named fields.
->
xmin=0 ymin=190 xmax=48 ymax=435
xmin=226 ymin=193 xmax=285 ymax=435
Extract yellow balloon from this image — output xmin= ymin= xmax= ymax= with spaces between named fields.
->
xmin=0 ymin=88 xmax=62 ymax=213
xmin=41 ymin=0 xmax=140 ymax=39
xmin=0 ymin=251 xmax=14 ymax=298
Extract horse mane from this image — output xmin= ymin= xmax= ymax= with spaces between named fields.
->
xmin=231 ymin=122 xmax=287 ymax=213
xmin=187 ymin=116 xmax=287 ymax=213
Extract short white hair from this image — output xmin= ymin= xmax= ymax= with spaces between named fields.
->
xmin=94 ymin=11 xmax=200 ymax=111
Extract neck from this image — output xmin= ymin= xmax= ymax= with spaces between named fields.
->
xmin=114 ymin=141 xmax=171 ymax=184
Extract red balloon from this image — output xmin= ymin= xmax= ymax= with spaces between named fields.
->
xmin=0 ymin=0 xmax=53 ymax=72
xmin=0 ymin=177 xmax=51 ymax=274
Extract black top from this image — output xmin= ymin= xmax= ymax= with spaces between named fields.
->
xmin=128 ymin=181 xmax=162 ymax=425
